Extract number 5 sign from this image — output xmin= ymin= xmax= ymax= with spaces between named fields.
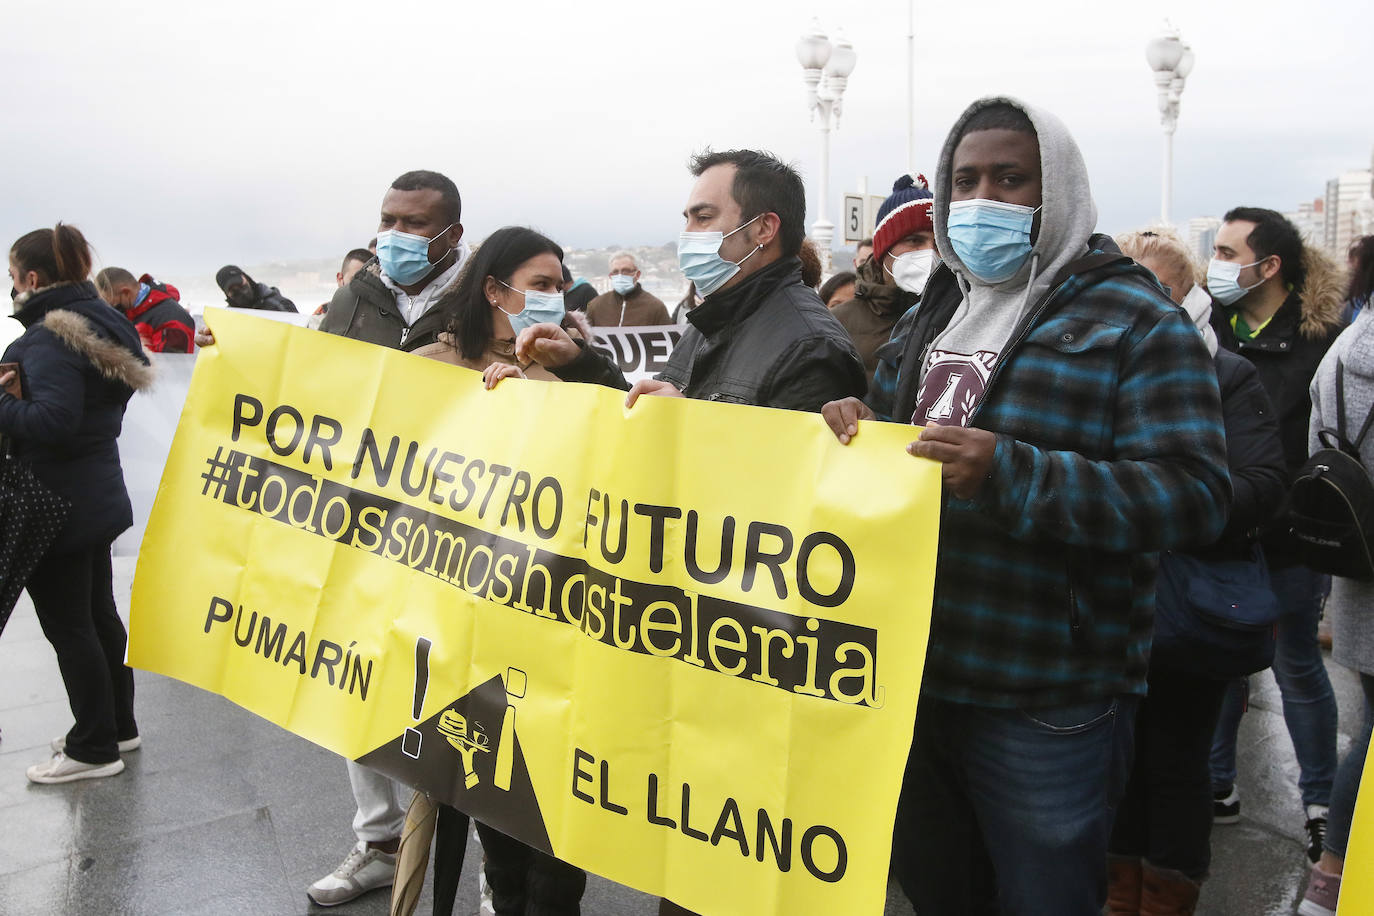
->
xmin=843 ymin=194 xmax=864 ymax=243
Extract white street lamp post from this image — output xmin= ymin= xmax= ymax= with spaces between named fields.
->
xmin=907 ymin=0 xmax=915 ymax=174
xmin=1145 ymin=24 xmax=1194 ymax=225
xmin=796 ymin=19 xmax=856 ymax=274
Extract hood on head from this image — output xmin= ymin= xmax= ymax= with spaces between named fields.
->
xmin=933 ymin=96 xmax=1097 ymax=290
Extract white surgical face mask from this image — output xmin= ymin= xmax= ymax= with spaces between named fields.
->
xmin=1206 ymin=257 xmax=1268 ymax=306
xmin=884 ymin=248 xmax=935 ymax=295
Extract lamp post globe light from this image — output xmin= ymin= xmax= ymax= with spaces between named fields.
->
xmin=1146 ymin=23 xmax=1194 ymax=224
xmin=796 ymin=19 xmax=856 ymax=273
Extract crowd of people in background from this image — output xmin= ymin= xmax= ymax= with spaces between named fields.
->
xmin=6 ymin=90 xmax=1374 ymax=916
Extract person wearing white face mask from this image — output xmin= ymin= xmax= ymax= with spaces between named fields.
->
xmin=585 ymin=252 xmax=670 ymax=327
xmin=1203 ymin=207 xmax=1347 ymax=870
xmin=830 ymin=173 xmax=937 ymax=388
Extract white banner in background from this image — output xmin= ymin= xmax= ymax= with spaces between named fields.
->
xmin=587 ymin=324 xmax=685 ymax=386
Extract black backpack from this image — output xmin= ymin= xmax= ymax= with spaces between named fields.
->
xmin=1284 ymin=361 xmax=1374 ymax=579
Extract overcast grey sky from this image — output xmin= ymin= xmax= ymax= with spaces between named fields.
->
xmin=2 ymin=0 xmax=1370 ymax=276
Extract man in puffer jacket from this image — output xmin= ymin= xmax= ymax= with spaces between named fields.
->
xmin=1205 ymin=208 xmax=1346 ymax=864
xmin=95 ymin=267 xmax=195 ymax=353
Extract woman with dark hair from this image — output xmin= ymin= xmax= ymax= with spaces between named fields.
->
xmin=1343 ymin=235 xmax=1374 ymax=323
xmin=408 ymin=225 xmax=578 ymax=388
xmin=819 ymin=270 xmax=856 ymax=308
xmin=5 ymin=223 xmax=152 ymax=784
xmin=402 ymin=225 xmax=587 ymax=916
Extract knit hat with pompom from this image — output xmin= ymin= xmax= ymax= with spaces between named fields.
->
xmin=872 ymin=173 xmax=934 ymax=265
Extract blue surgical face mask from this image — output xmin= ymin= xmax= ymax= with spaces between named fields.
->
xmin=678 ymin=215 xmax=763 ymax=297
xmin=1206 ymin=257 xmax=1268 ymax=306
xmin=376 ymin=224 xmax=454 ymax=285
xmin=946 ymin=199 xmax=1040 ymax=284
xmin=497 ymin=280 xmax=566 ymax=334
xmin=610 ymin=274 xmax=636 ymax=295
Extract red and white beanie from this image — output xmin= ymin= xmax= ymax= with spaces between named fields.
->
xmin=871 ymin=173 xmax=934 ymax=265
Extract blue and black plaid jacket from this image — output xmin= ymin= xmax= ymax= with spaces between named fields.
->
xmin=871 ymin=239 xmax=1231 ymax=707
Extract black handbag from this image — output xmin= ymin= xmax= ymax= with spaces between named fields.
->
xmin=1151 ymin=545 xmax=1279 ymax=678
xmin=0 ymin=451 xmax=70 ymax=635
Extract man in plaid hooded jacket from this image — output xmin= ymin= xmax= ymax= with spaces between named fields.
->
xmin=824 ymin=97 xmax=1231 ymax=915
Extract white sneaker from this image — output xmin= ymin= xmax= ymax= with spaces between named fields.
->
xmin=26 ymin=752 xmax=125 ymax=784
xmin=51 ymin=735 xmax=141 ymax=754
xmin=307 ymin=841 xmax=396 ymax=906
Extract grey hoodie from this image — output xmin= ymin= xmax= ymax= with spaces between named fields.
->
xmin=921 ymin=97 xmax=1098 ymax=394
xmin=1309 ymin=308 xmax=1374 ymax=674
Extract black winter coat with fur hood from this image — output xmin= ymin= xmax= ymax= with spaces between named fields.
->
xmin=0 ymin=281 xmax=153 ymax=554
xmin=1209 ymin=245 xmax=1347 ymax=567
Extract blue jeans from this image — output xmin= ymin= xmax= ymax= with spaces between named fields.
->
xmin=893 ymin=693 xmax=1139 ymax=915
xmin=1210 ymin=564 xmax=1337 ymax=807
xmin=1326 ymin=673 xmax=1374 ymax=858
xmin=1209 ymin=677 xmax=1248 ymax=794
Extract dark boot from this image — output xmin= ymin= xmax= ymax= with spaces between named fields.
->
xmin=1139 ymin=861 xmax=1201 ymax=916
xmin=1107 ymin=855 xmax=1142 ymax=915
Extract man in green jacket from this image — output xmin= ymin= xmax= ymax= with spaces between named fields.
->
xmin=313 ymin=170 xmax=468 ymax=906
xmin=192 ymin=170 xmax=471 ymax=907
xmin=318 ymin=170 xmax=469 ymax=350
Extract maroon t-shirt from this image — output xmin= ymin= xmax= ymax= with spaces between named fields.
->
xmin=911 ymin=348 xmax=999 ymax=427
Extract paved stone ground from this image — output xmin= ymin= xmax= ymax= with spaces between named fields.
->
xmin=0 ymin=558 xmax=1363 ymax=915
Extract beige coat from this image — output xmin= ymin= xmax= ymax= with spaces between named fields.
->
xmin=408 ymin=333 xmax=562 ymax=381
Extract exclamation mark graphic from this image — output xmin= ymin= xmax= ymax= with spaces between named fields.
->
xmin=401 ymin=637 xmax=432 ymax=760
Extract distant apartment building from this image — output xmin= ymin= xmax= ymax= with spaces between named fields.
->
xmin=1187 ymin=217 xmax=1221 ymax=263
xmin=1288 ymin=198 xmax=1325 ymax=247
xmin=1323 ymin=166 xmax=1373 ymax=257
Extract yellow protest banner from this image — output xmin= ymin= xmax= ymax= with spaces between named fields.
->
xmin=129 ymin=309 xmax=940 ymax=915
xmin=1340 ymin=751 xmax=1374 ymax=914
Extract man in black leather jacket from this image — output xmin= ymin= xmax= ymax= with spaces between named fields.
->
xmin=516 ymin=149 xmax=865 ymax=412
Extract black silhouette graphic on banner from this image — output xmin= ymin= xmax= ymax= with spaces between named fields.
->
xmin=357 ymin=667 xmax=550 ymax=853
